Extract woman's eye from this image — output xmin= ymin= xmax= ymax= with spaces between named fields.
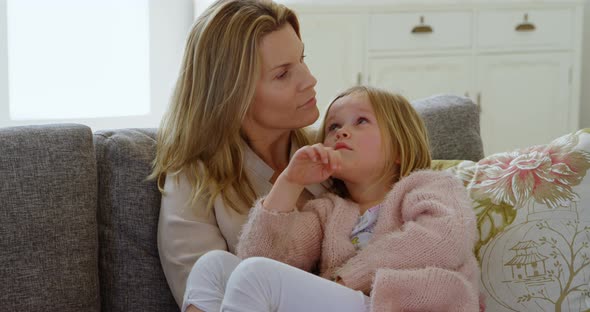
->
xmin=276 ymin=71 xmax=288 ymax=79
xmin=301 ymin=54 xmax=307 ymax=63
xmin=327 ymin=123 xmax=340 ymax=132
xmin=357 ymin=117 xmax=369 ymax=124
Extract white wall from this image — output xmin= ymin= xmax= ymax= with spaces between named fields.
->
xmin=582 ymin=0 xmax=590 ymax=128
xmin=194 ymin=0 xmax=214 ymax=17
xmin=0 ymin=1 xmax=7 ymax=124
xmin=148 ymin=0 xmax=194 ymax=130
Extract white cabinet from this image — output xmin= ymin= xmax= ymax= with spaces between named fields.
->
xmin=297 ymin=13 xmax=366 ymax=127
xmin=292 ymin=1 xmax=584 ymax=156
xmin=477 ymin=53 xmax=572 ymax=154
xmin=368 ymin=55 xmax=474 ymax=102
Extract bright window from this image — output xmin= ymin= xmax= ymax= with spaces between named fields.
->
xmin=6 ymin=0 xmax=150 ymax=120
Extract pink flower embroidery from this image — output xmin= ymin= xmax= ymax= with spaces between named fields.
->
xmin=457 ymin=131 xmax=590 ymax=209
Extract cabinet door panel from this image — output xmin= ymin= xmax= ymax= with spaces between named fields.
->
xmin=298 ymin=13 xmax=366 ymax=126
xmin=477 ymin=53 xmax=571 ymax=155
xmin=368 ymin=56 xmax=473 ymax=101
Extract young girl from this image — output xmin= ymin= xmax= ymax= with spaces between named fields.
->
xmin=182 ymin=86 xmax=482 ymax=312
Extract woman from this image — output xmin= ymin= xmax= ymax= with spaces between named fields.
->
xmin=150 ymin=0 xmax=324 ymax=308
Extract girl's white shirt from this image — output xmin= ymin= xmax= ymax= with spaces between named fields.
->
xmin=350 ymin=204 xmax=381 ymax=250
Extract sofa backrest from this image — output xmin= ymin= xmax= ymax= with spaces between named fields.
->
xmin=94 ymin=129 xmax=177 ymax=312
xmin=0 ymin=94 xmax=483 ymax=312
xmin=0 ymin=124 xmax=100 ymax=312
xmin=91 ymin=94 xmax=483 ymax=312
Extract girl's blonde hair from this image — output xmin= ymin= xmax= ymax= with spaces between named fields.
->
xmin=150 ymin=0 xmax=311 ymax=214
xmin=317 ymin=86 xmax=431 ymax=197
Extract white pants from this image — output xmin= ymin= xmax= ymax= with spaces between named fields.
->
xmin=183 ymin=250 xmax=370 ymax=312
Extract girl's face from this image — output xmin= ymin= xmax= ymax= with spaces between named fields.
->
xmin=323 ymin=92 xmax=389 ymax=184
xmin=244 ymin=25 xmax=319 ymax=135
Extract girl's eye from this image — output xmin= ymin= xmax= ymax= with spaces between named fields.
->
xmin=327 ymin=123 xmax=340 ymax=132
xmin=301 ymin=54 xmax=307 ymax=63
xmin=357 ymin=117 xmax=369 ymax=125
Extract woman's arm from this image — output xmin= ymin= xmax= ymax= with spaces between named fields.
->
xmin=158 ymin=172 xmax=228 ymax=306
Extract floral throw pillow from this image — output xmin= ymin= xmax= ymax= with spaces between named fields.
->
xmin=445 ymin=129 xmax=590 ymax=312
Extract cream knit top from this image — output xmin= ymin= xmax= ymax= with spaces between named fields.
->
xmin=157 ymin=141 xmax=326 ymax=306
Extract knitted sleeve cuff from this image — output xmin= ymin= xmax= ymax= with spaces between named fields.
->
xmin=370 ymin=267 xmax=479 ymax=312
xmin=247 ymin=197 xmax=300 ymax=226
xmin=335 ymin=257 xmax=374 ymax=294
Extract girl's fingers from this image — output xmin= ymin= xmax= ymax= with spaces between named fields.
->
xmin=312 ymin=144 xmax=329 ymax=164
xmin=328 ymin=149 xmax=341 ymax=171
xmin=329 ymin=149 xmax=341 ymax=171
xmin=303 ymin=146 xmax=318 ymax=162
xmin=305 ymin=144 xmax=341 ymax=172
xmin=317 ymin=146 xmax=337 ymax=171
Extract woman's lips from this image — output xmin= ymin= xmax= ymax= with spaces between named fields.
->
xmin=298 ymin=97 xmax=317 ymax=109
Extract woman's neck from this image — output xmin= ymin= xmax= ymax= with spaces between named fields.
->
xmin=345 ymin=180 xmax=391 ymax=215
xmin=243 ymin=128 xmax=292 ymax=176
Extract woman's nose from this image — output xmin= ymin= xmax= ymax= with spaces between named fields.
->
xmin=299 ymin=63 xmax=317 ymax=91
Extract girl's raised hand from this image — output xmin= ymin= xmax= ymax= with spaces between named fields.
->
xmin=281 ymin=143 xmax=341 ymax=186
xmin=263 ymin=144 xmax=341 ymax=213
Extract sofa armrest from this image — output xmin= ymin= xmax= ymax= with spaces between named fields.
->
xmin=0 ymin=123 xmax=99 ymax=311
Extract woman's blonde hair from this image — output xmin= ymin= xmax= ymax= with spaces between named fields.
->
xmin=150 ymin=0 xmax=311 ymax=214
xmin=317 ymin=86 xmax=431 ymax=197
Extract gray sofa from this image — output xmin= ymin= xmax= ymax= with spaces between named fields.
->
xmin=0 ymin=95 xmax=483 ymax=312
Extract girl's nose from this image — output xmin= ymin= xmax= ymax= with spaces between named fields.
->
xmin=336 ymin=129 xmax=350 ymax=140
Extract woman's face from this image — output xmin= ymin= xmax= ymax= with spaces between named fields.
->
xmin=244 ymin=24 xmax=319 ymax=134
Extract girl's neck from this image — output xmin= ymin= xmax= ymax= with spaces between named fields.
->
xmin=345 ymin=180 xmax=391 ymax=215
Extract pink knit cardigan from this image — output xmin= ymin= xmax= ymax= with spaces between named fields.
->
xmin=237 ymin=170 xmax=481 ymax=312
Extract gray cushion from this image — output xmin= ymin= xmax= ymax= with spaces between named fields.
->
xmin=0 ymin=124 xmax=100 ymax=312
xmin=94 ymin=129 xmax=177 ymax=312
xmin=412 ymin=95 xmax=484 ymax=161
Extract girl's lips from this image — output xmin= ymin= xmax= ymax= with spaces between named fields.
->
xmin=334 ymin=142 xmax=351 ymax=150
